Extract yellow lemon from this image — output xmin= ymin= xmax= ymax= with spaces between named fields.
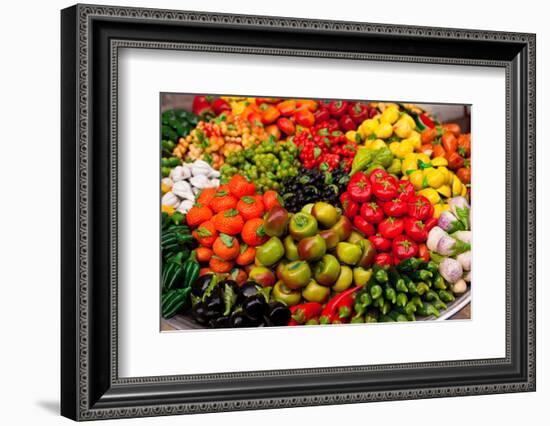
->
xmin=418 ymin=188 xmax=441 ymax=205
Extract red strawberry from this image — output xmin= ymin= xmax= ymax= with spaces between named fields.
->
xmin=186 ymin=204 xmax=213 ymax=227
xmin=210 ymin=189 xmax=238 ymax=213
xmin=192 ymin=220 xmax=217 ymax=247
xmin=241 ymin=218 xmax=268 ymax=246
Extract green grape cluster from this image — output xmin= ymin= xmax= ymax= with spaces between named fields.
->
xmin=221 ymin=139 xmax=300 ymax=193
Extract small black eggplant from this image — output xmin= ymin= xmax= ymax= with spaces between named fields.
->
xmin=204 ymin=286 xmax=224 ymax=317
xmin=209 ymin=316 xmax=230 ymax=328
xmin=266 ymin=302 xmax=291 ymax=326
xmin=243 ymin=294 xmax=267 ymax=320
xmin=229 ymin=311 xmax=250 ymax=328
xmin=237 ymin=282 xmax=261 ymax=303
xmin=191 ymin=273 xmax=215 ymax=297
xmin=192 ymin=302 xmax=209 ymax=325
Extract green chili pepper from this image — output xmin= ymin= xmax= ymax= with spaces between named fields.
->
xmin=417 ymin=301 xmax=440 ymax=317
xmin=425 ymin=290 xmax=440 ymax=302
xmin=406 ymin=278 xmax=418 ymax=294
xmin=396 ymin=292 xmax=408 ymax=308
xmin=370 ymin=284 xmax=383 ymax=299
xmin=374 ymin=268 xmax=389 ymax=284
xmin=396 ymin=257 xmax=422 ymax=273
xmin=379 ymin=314 xmax=395 ymax=322
xmin=354 ymin=302 xmax=366 ymax=317
xmin=425 ymin=261 xmax=439 ymax=274
xmin=432 ymin=299 xmax=447 ymax=311
xmin=380 ymin=300 xmax=392 ymax=316
xmin=416 ymin=282 xmax=430 ymax=296
xmin=358 ymin=291 xmax=372 ymax=307
xmin=438 ymin=289 xmax=456 ymax=303
xmin=384 ymin=284 xmax=397 ymax=304
xmin=373 ymin=296 xmax=385 ymax=309
xmin=403 ymin=301 xmax=417 ymax=316
xmin=432 ymin=272 xmax=447 ymax=290
xmin=411 ymin=296 xmax=423 ymax=309
xmin=409 ymin=269 xmax=433 ymax=282
xmin=388 ymin=310 xmax=409 ymax=322
xmin=350 ymin=315 xmax=365 ymax=324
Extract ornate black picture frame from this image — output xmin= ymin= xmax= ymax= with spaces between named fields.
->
xmin=61 ymin=4 xmax=536 ymax=421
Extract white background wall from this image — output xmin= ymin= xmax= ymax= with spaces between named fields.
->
xmin=0 ymin=0 xmax=546 ymax=424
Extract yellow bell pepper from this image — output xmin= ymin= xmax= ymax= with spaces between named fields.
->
xmin=400 ymin=113 xmax=416 ymax=130
xmin=402 ymin=153 xmax=419 ymax=175
xmin=369 ymin=139 xmax=387 ymax=150
xmin=161 ymin=181 xmax=172 ymax=194
xmin=436 ymin=184 xmax=451 ymax=198
xmin=433 ymin=203 xmax=450 ymax=219
xmin=452 ymin=175 xmax=464 ymax=196
xmin=409 ymin=170 xmax=425 ymax=190
xmin=374 ymin=122 xmax=393 ymax=139
xmin=346 ymin=130 xmax=358 ymax=143
xmin=380 ymin=105 xmax=400 ymax=124
xmin=393 ymin=118 xmax=413 ymax=139
xmin=424 ymin=168 xmax=445 ymax=188
xmin=357 ymin=118 xmax=379 ymax=139
xmin=402 ymin=130 xmax=421 ymax=150
xmin=431 ymin=157 xmax=448 ymax=167
xmin=418 ymin=188 xmax=441 ymax=205
xmin=389 ymin=141 xmax=400 ymax=156
xmin=395 ymin=139 xmax=414 ymax=159
xmin=461 ymin=184 xmax=468 ymax=197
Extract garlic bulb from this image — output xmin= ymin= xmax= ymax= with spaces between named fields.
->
xmin=161 ymin=192 xmax=180 ymax=208
xmin=172 ymin=180 xmax=194 ymax=200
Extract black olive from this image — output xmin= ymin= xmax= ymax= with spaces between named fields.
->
xmin=266 ymin=302 xmax=291 ymax=326
xmin=243 ymin=294 xmax=267 ymax=320
xmin=191 ymin=274 xmax=215 ymax=297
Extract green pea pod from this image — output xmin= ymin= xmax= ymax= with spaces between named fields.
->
xmin=388 ymin=310 xmax=409 ymax=322
xmin=384 ymin=284 xmax=397 ymax=304
xmin=370 ymin=284 xmax=383 ymax=300
xmin=417 ymin=301 xmax=440 ymax=317
xmin=438 ymin=290 xmax=456 ymax=303
xmin=433 ymin=273 xmax=447 ymax=290
xmin=396 ymin=257 xmax=422 ymax=273
xmin=416 ymin=282 xmax=430 ymax=296
xmin=409 ymin=269 xmax=433 ymax=282
xmin=396 ymin=292 xmax=408 ymax=308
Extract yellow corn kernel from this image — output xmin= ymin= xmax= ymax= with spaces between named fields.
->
xmin=395 ymin=139 xmax=414 ymax=159
xmin=374 ymin=122 xmax=393 ymax=139
xmin=418 ymin=188 xmax=441 ymax=205
xmin=409 ymin=170 xmax=425 ymax=191
xmin=425 ymin=168 xmax=445 ymax=188
xmin=436 ymin=184 xmax=451 ymax=198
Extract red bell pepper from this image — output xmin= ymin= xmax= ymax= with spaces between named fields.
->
xmin=340 ymin=192 xmax=359 ymax=219
xmin=407 ymin=195 xmax=434 ymax=220
xmin=294 ymin=109 xmax=315 ymax=127
xmin=212 ymin=98 xmax=231 ymax=115
xmin=338 ymin=114 xmax=356 ymax=132
xmin=259 ymin=103 xmax=281 ymax=125
xmin=378 ymin=217 xmax=405 ymax=239
xmin=319 ymin=286 xmax=360 ymax=324
xmin=276 ymin=117 xmax=296 ymax=136
xmin=374 ymin=252 xmax=394 ymax=267
xmin=353 ymin=215 xmax=375 ymax=237
xmin=372 ymin=176 xmax=398 ymax=201
xmin=313 ymin=107 xmax=330 ymax=122
xmin=360 ymin=201 xmax=384 ymax=224
xmin=296 ymin=99 xmax=318 ymax=112
xmin=289 ymin=302 xmax=323 ymax=325
xmin=382 ymin=198 xmax=408 ymax=217
xmin=348 ymin=172 xmax=372 ymax=203
xmin=327 ymin=100 xmax=348 ymax=118
xmin=418 ymin=243 xmax=430 ymax=262
xmin=368 ymin=234 xmax=392 ymax=252
xmin=347 ymin=102 xmax=370 ymax=124
xmin=392 ymin=235 xmax=419 ymax=260
xmin=192 ymin=95 xmax=213 ymax=116
xmin=369 ymin=168 xmax=388 ymax=184
xmin=424 ymin=217 xmax=438 ymax=232
xmin=396 ymin=180 xmax=415 ymax=202
xmin=276 ymin=99 xmax=297 ymax=116
xmin=404 ymin=217 xmax=428 ymax=242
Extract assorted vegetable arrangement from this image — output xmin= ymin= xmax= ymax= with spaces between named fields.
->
xmin=160 ymin=96 xmax=472 ymax=328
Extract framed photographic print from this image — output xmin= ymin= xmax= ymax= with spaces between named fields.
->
xmin=61 ymin=4 xmax=536 ymax=421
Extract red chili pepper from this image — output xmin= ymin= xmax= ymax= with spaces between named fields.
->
xmin=418 ymin=243 xmax=430 ymax=262
xmin=360 ymin=201 xmax=384 ymax=224
xmin=347 ymin=102 xmax=370 ymax=124
xmin=338 ymin=114 xmax=356 ymax=132
xmin=319 ymin=286 xmax=360 ymax=324
xmin=212 ymin=98 xmax=231 ymax=115
xmin=289 ymin=302 xmax=323 ymax=325
xmin=340 ymin=192 xmax=359 ymax=219
xmin=372 ymin=176 xmax=398 ymax=201
xmin=374 ymin=252 xmax=394 ymax=267
xmin=378 ymin=217 xmax=405 ymax=239
xmin=192 ymin=95 xmax=213 ymax=116
xmin=404 ymin=217 xmax=428 ymax=242
xmin=418 ymin=112 xmax=436 ymax=129
xmin=348 ymin=172 xmax=372 ymax=203
xmin=396 ymin=180 xmax=415 ymax=202
xmin=327 ymin=100 xmax=349 ymax=118
xmin=382 ymin=198 xmax=409 ymax=217
xmin=313 ymin=107 xmax=330 ymax=122
xmin=368 ymin=234 xmax=392 ymax=252
xmin=407 ymin=195 xmax=434 ymax=220
xmin=353 ymin=215 xmax=376 ymax=237
xmin=392 ymin=235 xmax=419 ymax=260
xmin=447 ymin=151 xmax=465 ymax=170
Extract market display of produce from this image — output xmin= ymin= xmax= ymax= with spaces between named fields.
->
xmin=160 ymin=95 xmax=472 ymax=328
